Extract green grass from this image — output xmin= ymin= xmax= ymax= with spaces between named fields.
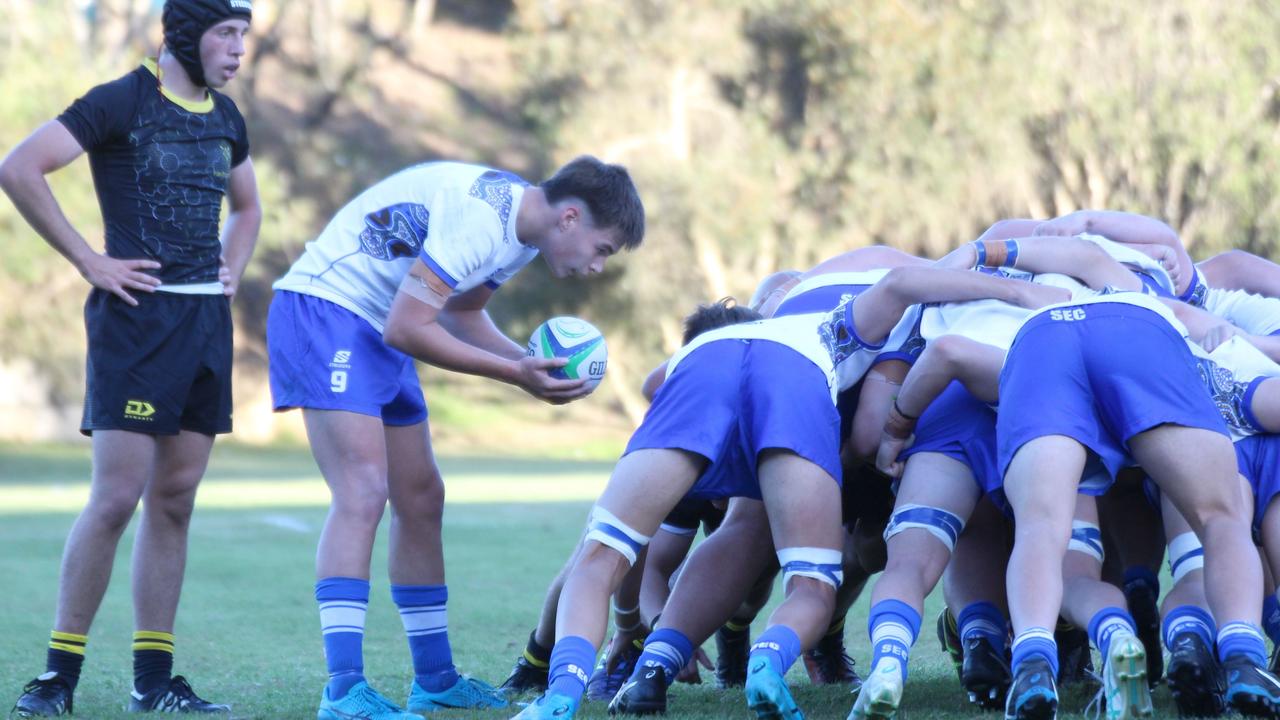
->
xmin=0 ymin=443 xmax=1183 ymax=719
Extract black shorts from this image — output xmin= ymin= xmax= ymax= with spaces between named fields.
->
xmin=661 ymin=496 xmax=727 ymax=536
xmin=81 ymin=289 xmax=233 ymax=436
xmin=841 ymin=462 xmax=895 ymax=527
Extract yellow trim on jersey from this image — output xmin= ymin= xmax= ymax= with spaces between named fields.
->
xmin=143 ymin=58 xmax=214 ymax=114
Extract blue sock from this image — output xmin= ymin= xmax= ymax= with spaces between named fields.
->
xmin=547 ymin=635 xmax=596 ymax=705
xmin=749 ymin=625 xmax=803 ymax=676
xmin=316 ymin=577 xmax=369 ymax=699
xmin=1087 ymin=607 xmax=1136 ymax=658
xmin=1263 ymin=594 xmax=1280 ymax=645
xmin=634 ymin=628 xmax=694 ymax=686
xmin=1217 ymin=621 xmax=1267 ymax=667
xmin=391 ymin=584 xmax=458 ymax=693
xmin=1162 ymin=605 xmax=1215 ymax=649
xmin=957 ymin=601 xmax=1008 ymax=651
xmin=1011 ymin=627 xmax=1059 ymax=678
xmin=867 ymin=600 xmax=921 ymax=682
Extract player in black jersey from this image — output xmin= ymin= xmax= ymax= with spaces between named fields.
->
xmin=1 ymin=1 xmax=260 ymax=715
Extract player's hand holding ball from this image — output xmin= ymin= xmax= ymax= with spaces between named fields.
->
xmin=519 ymin=316 xmax=608 ymax=404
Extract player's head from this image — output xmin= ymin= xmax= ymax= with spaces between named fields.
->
xmin=682 ymin=297 xmax=762 ymax=345
xmin=162 ymin=0 xmax=252 ymax=89
xmin=538 ymin=156 xmax=645 ymax=278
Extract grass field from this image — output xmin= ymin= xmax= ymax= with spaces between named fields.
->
xmin=0 ymin=442 xmax=1184 ymax=719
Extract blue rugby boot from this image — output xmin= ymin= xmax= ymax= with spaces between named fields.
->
xmin=509 ymin=692 xmax=578 ymax=719
xmin=318 ymin=682 xmax=422 ymax=720
xmin=588 ymin=638 xmax=643 ymax=701
xmin=1004 ymin=658 xmax=1057 ymax=720
xmin=1223 ymin=656 xmax=1280 ymax=718
xmin=745 ymin=659 xmax=804 ymax=720
xmin=408 ymin=676 xmax=507 ymax=713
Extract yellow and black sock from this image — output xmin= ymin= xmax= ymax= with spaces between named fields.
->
xmin=132 ymin=631 xmax=174 ymax=694
xmin=46 ymin=631 xmax=87 ymax=689
xmin=721 ymin=619 xmax=750 ymax=639
xmin=824 ymin=615 xmax=846 ymax=637
xmin=523 ymin=630 xmax=551 ymax=669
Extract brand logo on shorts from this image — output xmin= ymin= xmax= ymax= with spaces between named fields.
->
xmin=1048 ymin=308 xmax=1087 ymax=322
xmin=124 ymin=400 xmax=155 ymax=419
xmin=332 ymin=350 xmax=351 ymax=364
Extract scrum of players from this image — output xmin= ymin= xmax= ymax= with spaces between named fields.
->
xmin=503 ymin=210 xmax=1280 ymax=720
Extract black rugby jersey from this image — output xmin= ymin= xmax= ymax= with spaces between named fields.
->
xmin=58 ymin=60 xmax=250 ymax=285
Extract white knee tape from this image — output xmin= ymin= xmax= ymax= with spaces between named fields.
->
xmin=1168 ymin=531 xmax=1204 ymax=584
xmin=1067 ymin=521 xmax=1104 ymax=563
xmin=584 ymin=506 xmax=651 ymax=566
xmin=883 ymin=503 xmax=965 ymax=552
xmin=776 ymin=547 xmax=844 ymax=589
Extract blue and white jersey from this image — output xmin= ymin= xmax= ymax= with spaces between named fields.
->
xmin=274 ymin=162 xmax=538 ymax=331
xmin=1189 ymin=336 xmax=1280 ymax=442
xmin=773 ymin=269 xmax=923 ymax=370
xmin=1076 ymin=233 xmax=1175 ymax=296
xmin=921 ymin=257 xmax=1172 ymax=354
xmin=918 ymin=270 xmax=1071 ymax=352
xmin=775 ymin=270 xmax=888 ymax=316
xmin=667 ymin=313 xmax=838 ymax=400
xmin=1022 ymin=287 xmax=1187 ymax=335
xmin=1202 ymin=287 xmax=1280 ymax=337
xmin=667 ymin=302 xmax=917 ymax=407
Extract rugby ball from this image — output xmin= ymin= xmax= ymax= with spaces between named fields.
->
xmin=527 ymin=316 xmax=608 ymax=391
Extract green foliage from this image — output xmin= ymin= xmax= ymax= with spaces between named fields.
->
xmin=4 ymin=1 xmax=1280 ymax=436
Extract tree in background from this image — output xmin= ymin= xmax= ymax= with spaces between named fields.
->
xmin=3 ymin=0 xmax=1280 ymax=439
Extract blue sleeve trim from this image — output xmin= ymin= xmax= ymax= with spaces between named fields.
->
xmin=484 ymin=279 xmax=502 ymax=290
xmin=873 ymin=351 xmax=917 ymax=367
xmin=1242 ymin=375 xmax=1269 ymax=433
xmin=1178 ymin=265 xmax=1202 ymax=302
xmin=418 ymin=252 xmax=461 ymax=289
xmin=844 ymin=298 xmax=889 ymax=351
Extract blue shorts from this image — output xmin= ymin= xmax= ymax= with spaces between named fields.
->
xmin=267 ymin=290 xmax=428 ymax=426
xmin=625 ymin=339 xmax=841 ymax=500
xmin=901 ymin=381 xmax=1009 ymax=514
xmin=998 ymin=303 xmax=1227 ymax=488
xmin=1235 ymin=434 xmax=1280 ymax=535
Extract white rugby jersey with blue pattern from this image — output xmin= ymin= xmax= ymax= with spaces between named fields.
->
xmin=1202 ymin=287 xmax=1280 ymax=337
xmin=274 ymin=162 xmax=537 ymax=331
xmin=666 ymin=298 xmax=918 ymax=402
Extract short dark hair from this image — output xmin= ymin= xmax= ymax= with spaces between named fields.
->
xmin=682 ymin=297 xmax=762 ymax=345
xmin=541 ymin=156 xmax=645 ymax=251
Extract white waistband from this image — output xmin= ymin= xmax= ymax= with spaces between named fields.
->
xmin=156 ymin=282 xmax=223 ymax=295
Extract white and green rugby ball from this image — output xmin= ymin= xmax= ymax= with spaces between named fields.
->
xmin=527 ymin=316 xmax=608 ymax=391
